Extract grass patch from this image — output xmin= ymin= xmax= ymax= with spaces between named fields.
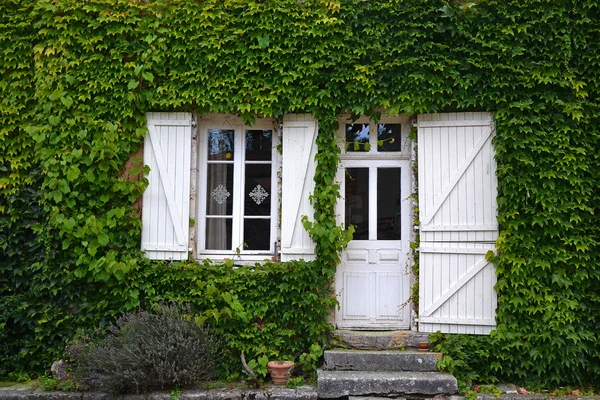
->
xmin=0 ymin=381 xmax=36 ymax=389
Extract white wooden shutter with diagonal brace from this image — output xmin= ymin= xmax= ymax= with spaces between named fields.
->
xmin=280 ymin=114 xmax=317 ymax=261
xmin=418 ymin=112 xmax=498 ymax=334
xmin=141 ymin=112 xmax=192 ymax=260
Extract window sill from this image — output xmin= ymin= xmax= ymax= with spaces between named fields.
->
xmin=196 ymin=254 xmax=276 ymax=265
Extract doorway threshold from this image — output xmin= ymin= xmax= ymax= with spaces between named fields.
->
xmin=333 ymin=329 xmax=429 ymax=350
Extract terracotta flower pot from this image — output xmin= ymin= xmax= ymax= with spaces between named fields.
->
xmin=267 ymin=360 xmax=294 ymax=385
xmin=417 ymin=341 xmax=429 ymax=352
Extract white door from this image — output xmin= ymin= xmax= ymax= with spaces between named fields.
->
xmin=335 ymin=117 xmax=412 ymax=329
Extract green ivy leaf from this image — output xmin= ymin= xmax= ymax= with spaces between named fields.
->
xmin=141 ymin=72 xmax=154 ymax=83
xmin=257 ymin=34 xmax=270 ymax=49
xmin=60 ymin=96 xmax=73 ymax=108
xmin=127 ymin=80 xmax=139 ymax=90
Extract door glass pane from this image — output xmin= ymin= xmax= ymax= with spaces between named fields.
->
xmin=377 ymin=168 xmax=401 ymax=240
xmin=245 ymin=164 xmax=271 ymax=216
xmin=208 ymin=129 xmax=235 ymax=160
xmin=345 ymin=168 xmax=369 ymax=240
xmin=246 ymin=130 xmax=272 ymax=161
xmin=377 ymin=124 xmax=402 ymax=152
xmin=206 ymin=218 xmax=232 ymax=250
xmin=346 ymin=124 xmax=369 ymax=152
xmin=206 ymin=164 xmax=234 ymax=215
xmin=244 ymin=218 xmax=271 ymax=250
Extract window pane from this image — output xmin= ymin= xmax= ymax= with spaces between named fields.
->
xmin=377 ymin=124 xmax=402 ymax=152
xmin=207 ymin=164 xmax=234 ymax=215
xmin=244 ymin=218 xmax=271 ymax=250
xmin=377 ymin=168 xmax=401 ymax=240
xmin=206 ymin=218 xmax=232 ymax=250
xmin=345 ymin=168 xmax=369 ymax=240
xmin=208 ymin=129 xmax=235 ymax=160
xmin=245 ymin=164 xmax=271 ymax=216
xmin=246 ymin=130 xmax=272 ymax=161
xmin=346 ymin=124 xmax=369 ymax=152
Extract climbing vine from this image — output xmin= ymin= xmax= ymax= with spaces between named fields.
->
xmin=1 ymin=0 xmax=600 ymax=387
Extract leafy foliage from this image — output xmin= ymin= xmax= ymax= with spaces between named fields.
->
xmin=1 ymin=0 xmax=600 ymax=387
xmin=72 ymin=304 xmax=222 ymax=394
xmin=144 ymin=259 xmax=335 ymax=381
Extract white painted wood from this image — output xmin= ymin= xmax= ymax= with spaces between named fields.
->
xmin=141 ymin=112 xmax=192 ymax=260
xmin=417 ymin=112 xmax=498 ymax=334
xmin=335 ymin=156 xmax=412 ymax=330
xmin=280 ymin=115 xmax=318 ymax=261
xmin=189 ymin=116 xmax=198 ymax=258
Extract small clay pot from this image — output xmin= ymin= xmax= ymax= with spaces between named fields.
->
xmin=267 ymin=360 xmax=294 ymax=385
xmin=417 ymin=341 xmax=429 ymax=352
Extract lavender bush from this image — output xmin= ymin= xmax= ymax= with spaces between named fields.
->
xmin=72 ymin=303 xmax=222 ymax=394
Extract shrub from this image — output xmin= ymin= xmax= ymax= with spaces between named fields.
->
xmin=72 ymin=303 xmax=222 ymax=395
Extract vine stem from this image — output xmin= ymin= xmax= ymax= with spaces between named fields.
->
xmin=240 ymin=352 xmax=260 ymax=388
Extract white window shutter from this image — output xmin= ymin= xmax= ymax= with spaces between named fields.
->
xmin=141 ymin=112 xmax=192 ymax=260
xmin=280 ymin=114 xmax=318 ymax=261
xmin=417 ymin=112 xmax=498 ymax=334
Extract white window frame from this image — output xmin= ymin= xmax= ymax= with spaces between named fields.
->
xmin=196 ymin=114 xmax=280 ymax=262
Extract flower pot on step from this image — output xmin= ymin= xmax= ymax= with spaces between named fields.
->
xmin=267 ymin=360 xmax=294 ymax=385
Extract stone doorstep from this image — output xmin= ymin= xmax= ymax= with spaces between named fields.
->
xmin=0 ymin=386 xmax=318 ymax=400
xmin=348 ymin=397 xmax=461 ymax=400
xmin=334 ymin=330 xmax=430 ymax=351
xmin=348 ymin=397 xmax=600 ymax=400
xmin=479 ymin=396 xmax=600 ymax=400
xmin=317 ymin=370 xmax=458 ymax=399
xmin=323 ymin=349 xmax=442 ymax=372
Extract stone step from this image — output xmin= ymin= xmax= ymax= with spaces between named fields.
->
xmin=334 ymin=329 xmax=430 ymax=350
xmin=317 ymin=370 xmax=458 ymax=399
xmin=323 ymin=349 xmax=442 ymax=372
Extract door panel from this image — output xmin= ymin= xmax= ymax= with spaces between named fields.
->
xmin=377 ymin=272 xmax=404 ymax=319
xmin=342 ymin=272 xmax=370 ymax=319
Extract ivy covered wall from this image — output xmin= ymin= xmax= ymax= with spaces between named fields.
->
xmin=1 ymin=0 xmax=599 ymax=386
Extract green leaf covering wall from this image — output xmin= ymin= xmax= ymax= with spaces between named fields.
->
xmin=1 ymin=0 xmax=599 ymax=386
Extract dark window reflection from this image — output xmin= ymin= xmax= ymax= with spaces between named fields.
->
xmin=244 ymin=218 xmax=271 ymax=250
xmin=377 ymin=168 xmax=401 ymax=240
xmin=377 ymin=124 xmax=402 ymax=152
xmin=246 ymin=130 xmax=272 ymax=161
xmin=345 ymin=168 xmax=369 ymax=240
